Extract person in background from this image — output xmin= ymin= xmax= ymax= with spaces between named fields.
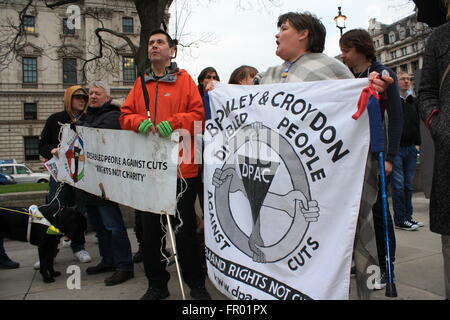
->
xmin=79 ymin=81 xmax=134 ymax=287
xmin=417 ymin=1 xmax=450 ymax=300
xmin=392 ymin=71 xmax=422 ymax=230
xmin=38 ymin=85 xmax=92 ymax=266
xmin=228 ymin=65 xmax=259 ymax=85
xmin=340 ymin=28 xmax=403 ymax=290
xmin=198 ymin=67 xmax=220 ymax=97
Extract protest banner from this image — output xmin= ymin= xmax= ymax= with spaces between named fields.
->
xmin=203 ymin=79 xmax=370 ymax=299
xmin=46 ymin=124 xmax=178 ymax=214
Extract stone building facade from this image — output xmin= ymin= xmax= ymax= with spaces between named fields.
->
xmin=368 ymin=13 xmax=432 ymax=91
xmin=0 ymin=0 xmax=146 ymax=170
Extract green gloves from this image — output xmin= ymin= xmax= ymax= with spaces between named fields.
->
xmin=138 ymin=119 xmax=153 ymax=134
xmin=138 ymin=119 xmax=172 ymax=137
xmin=157 ymin=121 xmax=173 ymax=137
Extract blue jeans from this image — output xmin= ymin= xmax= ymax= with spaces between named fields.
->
xmin=391 ymin=146 xmax=418 ymax=224
xmin=86 ymin=204 xmax=133 ymax=272
xmin=48 ymin=177 xmax=85 ymax=253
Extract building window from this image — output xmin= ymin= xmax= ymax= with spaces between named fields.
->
xmin=23 ymin=15 xmax=35 ymax=33
xmin=63 ymin=58 xmax=77 ymax=84
xmin=389 ymin=32 xmax=396 ymax=44
xmin=390 ymin=51 xmax=397 ymax=60
xmin=412 ymin=43 xmax=419 ymax=52
xmin=24 ymin=103 xmax=37 ymax=120
xmin=401 ymin=47 xmax=407 ymax=56
xmin=401 ymin=64 xmax=408 ymax=72
xmin=22 ymin=57 xmax=37 ymax=83
xmin=122 ymin=17 xmax=134 ymax=33
xmin=63 ymin=18 xmax=75 ymax=35
xmin=399 ymin=27 xmax=406 ymax=40
xmin=24 ymin=136 xmax=40 ymax=161
xmin=123 ymin=56 xmax=136 ymax=81
xmin=412 ymin=60 xmax=419 ymax=72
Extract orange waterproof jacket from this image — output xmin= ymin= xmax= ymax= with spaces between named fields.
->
xmin=120 ymin=63 xmax=204 ymax=179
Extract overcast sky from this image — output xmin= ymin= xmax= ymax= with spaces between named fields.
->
xmin=167 ymin=0 xmax=416 ymax=83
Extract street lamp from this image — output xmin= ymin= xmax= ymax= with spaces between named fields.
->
xmin=334 ymin=6 xmax=347 ymax=36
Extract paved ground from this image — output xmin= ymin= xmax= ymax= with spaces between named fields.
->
xmin=0 ymin=192 xmax=445 ymax=300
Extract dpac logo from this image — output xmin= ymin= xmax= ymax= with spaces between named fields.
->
xmin=65 ymin=134 xmax=85 ymax=183
xmin=212 ymin=122 xmax=320 ymax=263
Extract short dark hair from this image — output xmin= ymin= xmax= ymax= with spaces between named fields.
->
xmin=277 ymin=12 xmax=326 ymax=53
xmin=228 ymin=65 xmax=258 ymax=84
xmin=149 ymin=29 xmax=177 ymax=48
xmin=339 ymin=29 xmax=376 ymax=62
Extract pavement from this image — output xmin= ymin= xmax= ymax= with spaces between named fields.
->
xmin=0 ymin=192 xmax=446 ymax=300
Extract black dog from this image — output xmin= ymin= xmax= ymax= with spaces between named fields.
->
xmin=0 ymin=202 xmax=86 ymax=283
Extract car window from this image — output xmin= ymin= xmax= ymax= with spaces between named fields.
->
xmin=16 ymin=166 xmax=29 ymax=174
xmin=0 ymin=166 xmax=14 ymax=175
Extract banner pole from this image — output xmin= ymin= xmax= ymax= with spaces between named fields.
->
xmin=165 ymin=212 xmax=186 ymax=300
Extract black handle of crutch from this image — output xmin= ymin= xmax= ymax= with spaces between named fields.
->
xmin=378 ymin=152 xmax=398 ymax=297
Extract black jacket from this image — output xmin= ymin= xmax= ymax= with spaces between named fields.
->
xmin=77 ymin=100 xmax=121 ymax=129
xmin=400 ymin=95 xmax=421 ymax=147
xmin=354 ymin=61 xmax=403 ymax=162
xmin=418 ymin=22 xmax=450 ymax=235
xmin=39 ymin=111 xmax=81 ymax=160
xmin=76 ymin=100 xmax=121 ymax=207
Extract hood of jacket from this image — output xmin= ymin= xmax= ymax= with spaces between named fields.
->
xmin=63 ymin=85 xmax=88 ymax=121
xmin=143 ymin=62 xmax=181 ymax=83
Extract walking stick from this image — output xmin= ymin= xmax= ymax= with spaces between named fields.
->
xmin=377 ymin=152 xmax=397 ymax=297
xmin=165 ymin=213 xmax=186 ymax=300
xmin=353 ymin=74 xmax=397 ymax=297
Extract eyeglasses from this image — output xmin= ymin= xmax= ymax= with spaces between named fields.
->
xmin=398 ymin=77 xmax=412 ymax=81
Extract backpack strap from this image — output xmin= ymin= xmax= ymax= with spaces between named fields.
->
xmin=140 ymin=71 xmax=152 ymax=121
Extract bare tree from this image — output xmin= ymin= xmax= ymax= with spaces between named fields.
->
xmin=0 ymin=0 xmax=279 ymax=78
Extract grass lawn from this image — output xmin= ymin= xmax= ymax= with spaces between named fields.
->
xmin=0 ymin=183 xmax=49 ymax=194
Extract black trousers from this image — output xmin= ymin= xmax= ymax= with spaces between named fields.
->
xmin=134 ymin=210 xmax=143 ymax=249
xmin=139 ymin=178 xmax=205 ymax=289
xmin=372 ymin=174 xmax=396 ymax=274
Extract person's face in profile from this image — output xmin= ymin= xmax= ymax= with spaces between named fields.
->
xmin=275 ymin=20 xmax=307 ymax=61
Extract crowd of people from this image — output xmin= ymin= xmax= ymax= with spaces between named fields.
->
xmin=0 ymin=7 xmax=449 ymax=301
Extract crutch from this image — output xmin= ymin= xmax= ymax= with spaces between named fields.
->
xmin=353 ymin=75 xmax=397 ymax=297
xmin=377 ymin=151 xmax=397 ymax=297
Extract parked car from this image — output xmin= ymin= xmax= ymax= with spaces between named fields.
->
xmin=0 ymin=163 xmax=50 ymax=184
xmin=0 ymin=173 xmax=16 ymax=185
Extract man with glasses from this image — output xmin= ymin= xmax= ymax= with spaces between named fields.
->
xmin=392 ymin=71 xmax=422 ymax=230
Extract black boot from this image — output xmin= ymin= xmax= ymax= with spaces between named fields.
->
xmin=0 ymin=254 xmax=19 ymax=269
xmin=104 ymin=271 xmax=134 ymax=286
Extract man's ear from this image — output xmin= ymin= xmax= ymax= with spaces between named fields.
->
xmin=170 ymin=46 xmax=177 ymax=59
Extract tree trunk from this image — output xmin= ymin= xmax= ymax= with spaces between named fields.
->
xmin=134 ymin=0 xmax=172 ymax=73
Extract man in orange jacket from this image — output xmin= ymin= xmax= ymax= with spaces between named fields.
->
xmin=120 ymin=29 xmax=209 ymax=300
